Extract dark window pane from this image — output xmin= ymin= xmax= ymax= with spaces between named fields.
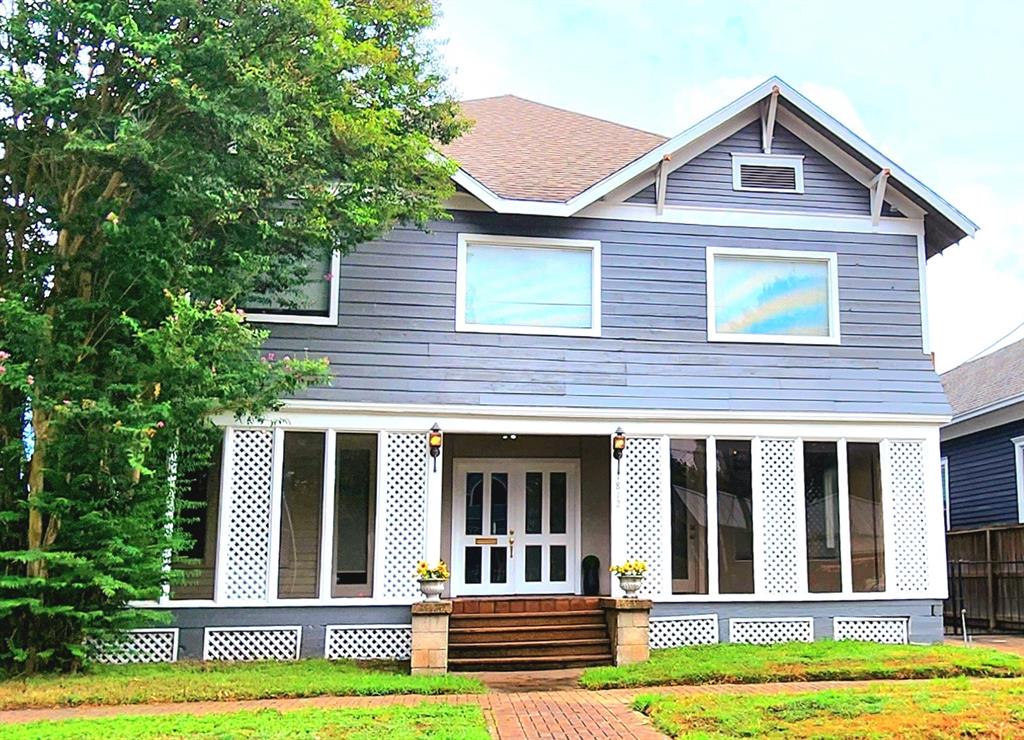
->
xmin=491 ymin=473 xmax=508 ymax=535
xmin=804 ymin=441 xmax=841 ymax=593
xmin=525 ymin=472 xmax=543 ymax=534
xmin=465 ymin=546 xmax=482 ymax=584
xmin=465 ymin=473 xmax=483 ymax=535
xmin=550 ymin=473 xmax=567 ymax=534
xmin=490 ymin=546 xmax=507 ymax=583
xmin=718 ymin=439 xmax=754 ymax=594
xmin=278 ymin=432 xmax=325 ymax=599
xmin=242 ymin=251 xmax=333 ymax=317
xmin=172 ymin=439 xmax=223 ymax=600
xmin=333 ymin=434 xmax=376 ymax=596
xmin=670 ymin=439 xmax=708 ymax=595
xmin=525 ymin=545 xmax=542 ymax=582
xmin=550 ymin=545 xmax=566 ymax=582
xmin=848 ymin=442 xmax=885 ymax=592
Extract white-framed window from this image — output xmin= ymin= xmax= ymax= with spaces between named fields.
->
xmin=244 ymin=251 xmax=341 ymax=326
xmin=1013 ymin=436 xmax=1024 ymax=524
xmin=731 ymin=153 xmax=805 ymax=193
xmin=940 ymin=456 xmax=950 ymax=531
xmin=455 ymin=234 xmax=601 ymax=337
xmin=706 ymin=246 xmax=840 ymax=345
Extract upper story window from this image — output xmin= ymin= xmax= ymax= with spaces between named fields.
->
xmin=244 ymin=251 xmax=341 ymax=325
xmin=731 ymin=153 xmax=804 ymax=193
xmin=706 ymin=247 xmax=840 ymax=345
xmin=456 ymin=234 xmax=601 ymax=337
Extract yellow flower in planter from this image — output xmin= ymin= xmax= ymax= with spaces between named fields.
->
xmin=415 ymin=560 xmax=449 ymax=580
xmin=610 ymin=559 xmax=647 ymax=577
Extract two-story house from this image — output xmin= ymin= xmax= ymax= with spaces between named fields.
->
xmin=126 ymin=78 xmax=975 ymax=667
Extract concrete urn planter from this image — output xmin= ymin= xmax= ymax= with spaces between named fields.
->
xmin=617 ymin=574 xmax=644 ymax=598
xmin=418 ymin=578 xmax=446 ymax=601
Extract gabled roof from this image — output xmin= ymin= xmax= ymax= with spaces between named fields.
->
xmin=441 ymin=95 xmax=666 ymax=202
xmin=443 ymin=77 xmax=977 ymax=255
xmin=941 ymin=338 xmax=1024 ymax=419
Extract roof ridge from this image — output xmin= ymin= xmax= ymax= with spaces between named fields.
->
xmin=459 ymin=94 xmax=668 ymax=141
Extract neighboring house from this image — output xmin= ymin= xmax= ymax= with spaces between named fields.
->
xmin=127 ymin=77 xmax=977 ymax=665
xmin=940 ymin=339 xmax=1024 ymax=530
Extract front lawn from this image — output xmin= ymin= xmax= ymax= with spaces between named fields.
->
xmin=579 ymin=640 xmax=1024 ymax=689
xmin=4 ymin=703 xmax=490 ymax=740
xmin=0 ymin=659 xmax=484 ymax=710
xmin=634 ymin=677 xmax=1024 ymax=738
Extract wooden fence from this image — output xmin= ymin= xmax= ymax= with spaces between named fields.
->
xmin=945 ymin=523 xmax=1024 ymax=633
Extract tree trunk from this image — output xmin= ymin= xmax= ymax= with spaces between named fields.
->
xmin=25 ymin=408 xmax=51 ymax=579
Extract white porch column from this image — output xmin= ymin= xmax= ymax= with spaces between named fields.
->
xmin=424 ymin=434 xmax=444 ymax=564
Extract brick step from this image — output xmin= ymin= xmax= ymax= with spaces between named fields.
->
xmin=448 ymin=653 xmax=613 ymax=671
xmin=449 ymin=624 xmax=609 ymax=644
xmin=451 ymin=597 xmax=602 ymax=615
xmin=449 ymin=637 xmax=611 ymax=658
xmin=449 ymin=609 xmax=605 ymax=629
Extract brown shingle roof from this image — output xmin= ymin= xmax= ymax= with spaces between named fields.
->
xmin=442 ymin=95 xmax=667 ymax=203
xmin=941 ymin=338 xmax=1024 ymax=417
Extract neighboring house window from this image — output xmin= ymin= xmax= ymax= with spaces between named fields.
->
xmin=244 ymin=250 xmax=341 ymax=325
xmin=1013 ymin=436 xmax=1024 ymax=524
xmin=731 ymin=153 xmax=805 ymax=193
xmin=706 ymin=247 xmax=840 ymax=345
xmin=456 ymin=234 xmax=601 ymax=337
xmin=940 ymin=456 xmax=950 ymax=530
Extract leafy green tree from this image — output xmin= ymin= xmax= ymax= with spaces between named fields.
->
xmin=0 ymin=0 xmax=462 ymax=673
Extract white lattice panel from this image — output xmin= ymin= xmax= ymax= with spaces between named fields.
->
xmin=650 ymin=615 xmax=718 ymax=648
xmin=325 ymin=624 xmax=412 ymax=660
xmin=888 ymin=441 xmax=929 ymax=593
xmin=223 ymin=429 xmax=274 ymax=601
xmin=730 ymin=618 xmax=813 ymax=644
xmin=92 ymin=629 xmax=178 ymax=664
xmin=204 ymin=626 xmax=301 ymax=661
xmin=834 ymin=617 xmax=908 ymax=644
xmin=380 ymin=433 xmax=428 ymax=600
xmin=758 ymin=439 xmax=802 ymax=595
xmin=622 ymin=437 xmax=665 ymax=598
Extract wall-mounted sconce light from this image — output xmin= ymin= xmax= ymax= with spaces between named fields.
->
xmin=612 ymin=426 xmax=626 ymax=472
xmin=428 ymin=423 xmax=443 ymax=472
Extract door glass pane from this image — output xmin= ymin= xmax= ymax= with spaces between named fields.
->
xmin=333 ymin=434 xmax=377 ymax=597
xmin=490 ymin=546 xmax=507 ymax=584
xmin=717 ymin=439 xmax=754 ymax=594
xmin=848 ymin=442 xmax=885 ymax=592
xmin=549 ymin=473 xmax=567 ymax=534
xmin=490 ymin=473 xmax=508 ymax=535
xmin=550 ymin=545 xmax=566 ymax=582
xmin=465 ymin=546 xmax=482 ymax=584
xmin=278 ymin=432 xmax=325 ymax=599
xmin=465 ymin=473 xmax=483 ymax=535
xmin=804 ymin=441 xmax=841 ymax=593
xmin=525 ymin=545 xmax=542 ymax=582
xmin=525 ymin=472 xmax=543 ymax=534
xmin=670 ymin=439 xmax=708 ymax=595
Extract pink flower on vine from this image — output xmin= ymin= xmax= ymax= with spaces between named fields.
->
xmin=156 ymin=421 xmax=165 ymax=429
xmin=0 ymin=351 xmax=9 ymax=361
xmin=266 ymin=352 xmax=276 ymax=361
xmin=0 ymin=366 xmax=6 ymax=375
xmin=324 ymin=272 xmax=334 ymax=282
xmin=26 ymin=375 xmax=34 ymax=385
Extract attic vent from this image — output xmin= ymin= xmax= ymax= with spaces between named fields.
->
xmin=732 ymin=154 xmax=804 ymax=193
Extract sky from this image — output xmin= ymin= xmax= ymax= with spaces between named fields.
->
xmin=430 ymin=0 xmax=1024 ymax=373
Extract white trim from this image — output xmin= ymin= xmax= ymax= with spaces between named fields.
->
xmin=318 ymin=430 xmax=338 ymax=601
xmin=245 ymin=251 xmax=341 ymax=326
xmin=751 ymin=437 xmax=764 ymax=595
xmin=213 ymin=429 xmax=234 ymax=603
xmin=267 ymin=427 xmax=285 ymax=601
xmin=1013 ymin=435 xmax=1024 ymax=524
xmin=916 ymin=229 xmax=932 ymax=354
xmin=941 ymin=396 xmax=1024 ymax=438
xmin=371 ymin=431 xmax=388 ymax=599
xmin=455 ymin=233 xmax=602 ymax=337
xmin=660 ymin=434 xmax=673 ymax=597
xmin=705 ymin=437 xmax=719 ymax=597
xmin=940 ymin=455 xmax=950 ymax=531
xmin=731 ymin=153 xmax=805 ymax=193
xmin=441 ymin=77 xmax=976 ymax=241
xmin=837 ymin=440 xmax=853 ymax=593
xmin=705 ymin=246 xmax=841 ymax=345
xmin=793 ymin=438 xmax=809 ymax=594
xmin=924 ymin=429 xmax=948 ymax=596
xmin=202 ymin=625 xmax=302 ymax=661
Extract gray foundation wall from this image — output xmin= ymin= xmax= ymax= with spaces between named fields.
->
xmin=652 ymin=599 xmax=944 ymax=644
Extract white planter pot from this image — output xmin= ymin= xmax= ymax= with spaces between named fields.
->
xmin=617 ymin=574 xmax=644 ymax=598
xmin=418 ymin=578 xmax=446 ymax=601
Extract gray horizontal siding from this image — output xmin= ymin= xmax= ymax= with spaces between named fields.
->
xmin=262 ymin=210 xmax=947 ymax=415
xmin=629 ymin=121 xmax=877 ymax=215
xmin=942 ymin=419 xmax=1024 ymax=529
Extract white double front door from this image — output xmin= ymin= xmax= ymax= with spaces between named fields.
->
xmin=451 ymin=459 xmax=580 ymax=596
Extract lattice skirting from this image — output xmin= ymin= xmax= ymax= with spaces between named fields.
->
xmin=833 ymin=617 xmax=909 ymax=644
xmin=649 ymin=615 xmax=719 ymax=648
xmin=92 ymin=628 xmax=179 ymax=664
xmin=324 ymin=624 xmax=412 ymax=660
xmin=729 ymin=617 xmax=814 ymax=644
xmin=203 ymin=626 xmax=302 ymax=661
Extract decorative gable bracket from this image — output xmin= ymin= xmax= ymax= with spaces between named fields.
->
xmin=760 ymin=86 xmax=780 ymax=154
xmin=869 ymin=168 xmax=891 ymax=226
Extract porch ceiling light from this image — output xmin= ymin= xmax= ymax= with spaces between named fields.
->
xmin=428 ymin=423 xmax=443 ymax=472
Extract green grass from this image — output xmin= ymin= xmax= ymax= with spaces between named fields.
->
xmin=633 ymin=677 xmax=1024 ymax=738
xmin=579 ymin=640 xmax=1024 ymax=689
xmin=0 ymin=660 xmax=484 ymax=710
xmin=3 ymin=703 xmax=490 ymax=739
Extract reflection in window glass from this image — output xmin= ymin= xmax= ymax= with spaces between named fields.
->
xmin=333 ymin=434 xmax=377 ymax=597
xmin=670 ymin=439 xmax=708 ymax=595
xmin=550 ymin=473 xmax=567 ymax=534
xmin=172 ymin=440 xmax=222 ymax=600
xmin=490 ymin=546 xmax=507 ymax=584
xmin=465 ymin=473 xmax=483 ymax=535
xmin=550 ymin=545 xmax=566 ymax=582
xmin=490 ymin=473 xmax=508 ymax=535
xmin=848 ymin=442 xmax=885 ymax=592
xmin=525 ymin=545 xmax=542 ymax=582
xmin=465 ymin=546 xmax=482 ymax=584
xmin=244 ymin=251 xmax=334 ymax=317
xmin=278 ymin=432 xmax=325 ymax=599
xmin=717 ymin=440 xmax=754 ymax=594
xmin=804 ymin=441 xmax=841 ymax=593
xmin=525 ymin=472 xmax=542 ymax=534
